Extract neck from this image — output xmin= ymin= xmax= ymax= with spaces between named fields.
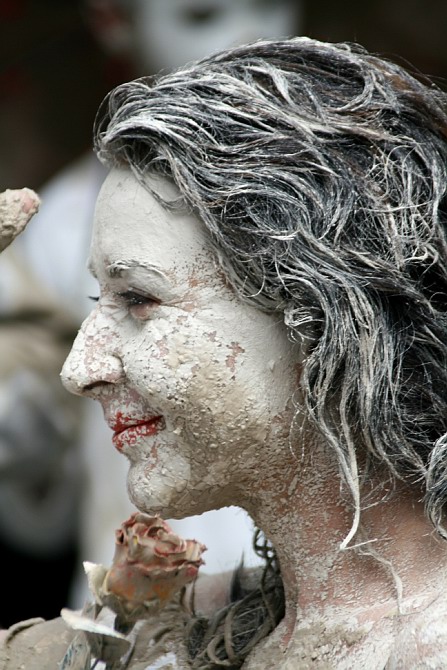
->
xmin=240 ymin=430 xmax=447 ymax=640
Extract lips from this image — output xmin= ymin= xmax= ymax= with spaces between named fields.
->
xmin=111 ymin=414 xmax=164 ymax=452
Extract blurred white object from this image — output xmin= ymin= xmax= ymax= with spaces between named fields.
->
xmin=127 ymin=0 xmax=301 ymax=73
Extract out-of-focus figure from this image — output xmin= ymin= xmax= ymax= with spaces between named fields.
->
xmin=0 ymin=0 xmax=302 ymax=623
xmin=90 ymin=0 xmax=302 ymax=73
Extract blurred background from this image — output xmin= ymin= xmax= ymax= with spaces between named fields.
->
xmin=0 ymin=0 xmax=446 ymax=628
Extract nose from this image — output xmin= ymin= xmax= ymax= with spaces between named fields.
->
xmin=61 ymin=308 xmax=125 ymax=397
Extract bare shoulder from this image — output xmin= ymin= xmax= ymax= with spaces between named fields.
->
xmin=387 ymin=596 xmax=447 ymax=669
xmin=0 ymin=616 xmax=74 ymax=670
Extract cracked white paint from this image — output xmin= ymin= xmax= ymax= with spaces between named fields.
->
xmin=61 ymin=168 xmax=297 ymax=520
xmin=59 ymin=169 xmax=447 ymax=667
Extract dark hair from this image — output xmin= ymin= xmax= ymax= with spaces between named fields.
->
xmin=94 ymin=36 xmax=447 ymax=543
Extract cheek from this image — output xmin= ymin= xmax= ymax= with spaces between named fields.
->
xmin=123 ymin=314 xmax=292 ymax=444
xmin=168 ymin=349 xmax=275 ymax=469
xmin=123 ymin=315 xmax=232 ymax=400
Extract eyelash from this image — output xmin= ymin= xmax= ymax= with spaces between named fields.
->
xmin=117 ymin=290 xmax=159 ymax=307
xmin=88 ymin=292 xmax=158 ymax=305
xmin=88 ymin=291 xmax=160 ymax=322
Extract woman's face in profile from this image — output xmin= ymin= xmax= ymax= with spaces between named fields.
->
xmin=62 ymin=168 xmax=298 ymax=517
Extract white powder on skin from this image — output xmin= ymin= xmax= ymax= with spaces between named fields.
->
xmin=61 ymin=169 xmax=447 ymax=668
xmin=0 ymin=188 xmax=40 ymax=252
xmin=61 ymin=168 xmax=298 ymax=519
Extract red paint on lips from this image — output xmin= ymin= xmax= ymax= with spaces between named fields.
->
xmin=111 ymin=412 xmax=164 ymax=452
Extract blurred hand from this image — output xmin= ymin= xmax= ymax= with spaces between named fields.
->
xmin=0 ymin=189 xmax=40 ymax=252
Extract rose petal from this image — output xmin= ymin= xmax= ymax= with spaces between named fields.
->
xmin=60 ymin=608 xmax=127 ymax=640
xmin=83 ymin=561 xmax=108 ymax=605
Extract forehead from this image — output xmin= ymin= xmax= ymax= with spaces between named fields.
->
xmin=90 ymin=168 xmax=211 ymax=276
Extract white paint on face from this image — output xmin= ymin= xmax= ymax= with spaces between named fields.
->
xmin=61 ymin=168 xmax=298 ymax=518
xmin=129 ymin=0 xmax=301 ymax=73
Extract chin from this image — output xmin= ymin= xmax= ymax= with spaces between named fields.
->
xmin=126 ymin=465 xmax=229 ymax=520
xmin=125 ymin=442 xmax=195 ymax=513
xmin=126 ymin=465 xmax=197 ymax=519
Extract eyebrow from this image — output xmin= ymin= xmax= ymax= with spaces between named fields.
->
xmin=87 ymin=259 xmax=175 ymax=300
xmin=106 ymin=260 xmax=163 ymax=279
xmin=87 ymin=259 xmax=164 ymax=279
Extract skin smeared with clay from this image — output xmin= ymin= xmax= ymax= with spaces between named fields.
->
xmin=62 ymin=169 xmax=447 ymax=668
xmin=57 ymin=37 xmax=447 ymax=668
xmin=3 ymin=36 xmax=447 ymax=670
xmin=0 ymin=188 xmax=40 ymax=252
xmin=62 ymin=169 xmax=298 ymax=518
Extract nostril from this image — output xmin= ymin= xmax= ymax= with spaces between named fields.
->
xmin=83 ymin=380 xmax=108 ymax=392
xmin=62 ymin=353 xmax=124 ymax=396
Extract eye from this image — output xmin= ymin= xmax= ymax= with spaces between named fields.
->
xmin=118 ymin=290 xmax=160 ymax=321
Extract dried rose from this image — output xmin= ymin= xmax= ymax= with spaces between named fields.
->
xmin=86 ymin=513 xmax=206 ymax=624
